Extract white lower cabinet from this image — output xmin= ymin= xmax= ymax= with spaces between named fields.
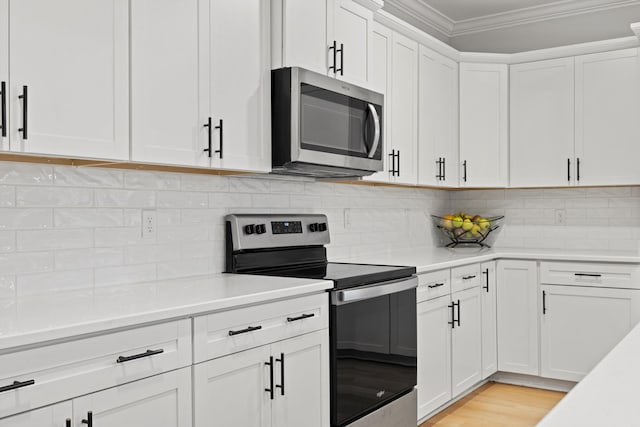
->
xmin=451 ymin=286 xmax=482 ymax=398
xmin=194 ymin=329 xmax=329 ymax=427
xmin=480 ymin=261 xmax=497 ymax=379
xmin=496 ymin=260 xmax=539 ymax=375
xmin=0 ymin=401 xmax=71 ymax=427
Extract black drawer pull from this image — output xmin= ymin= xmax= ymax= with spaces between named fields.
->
xmin=18 ymin=85 xmax=27 ymax=140
xmin=0 ymin=379 xmax=35 ymax=393
xmin=116 ymin=348 xmax=164 ymax=363
xmin=0 ymin=81 xmax=6 ymax=137
xmin=66 ymin=419 xmax=71 ymax=427
xmin=81 ymin=411 xmax=92 ymax=426
xmin=428 ymin=283 xmax=445 ymax=289
xmin=482 ymin=269 xmax=490 ymax=292
xmin=287 ymin=313 xmax=315 ymax=322
xmin=229 ymin=325 xmax=262 ymax=336
xmin=276 ymin=352 xmax=285 ymax=396
xmin=448 ymin=302 xmax=455 ymax=329
xmin=265 ymin=356 xmax=274 ymax=400
xmin=462 ymin=275 xmax=476 ymax=280
xmin=575 ymin=273 xmax=601 ymax=278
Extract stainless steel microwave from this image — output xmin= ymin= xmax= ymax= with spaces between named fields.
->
xmin=271 ymin=67 xmax=384 ymax=178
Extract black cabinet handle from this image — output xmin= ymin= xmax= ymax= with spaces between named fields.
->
xmin=287 ymin=313 xmax=315 ymax=322
xmin=577 ymin=157 xmax=581 ymax=182
xmin=396 ymin=150 xmax=400 ymax=177
xmin=0 ymin=379 xmax=35 ymax=393
xmin=543 ymin=290 xmax=547 ymax=315
xmin=428 ymin=282 xmax=445 ymax=289
xmin=116 ymin=348 xmax=164 ymax=364
xmin=435 ymin=158 xmax=442 ymax=180
xmin=18 ymin=85 xmax=27 ymax=140
xmin=66 ymin=419 xmax=71 ymax=427
xmin=336 ymin=43 xmax=344 ymax=76
xmin=275 ymin=352 xmax=285 ymax=396
xmin=329 ymin=41 xmax=338 ymax=74
xmin=575 ymin=273 xmax=601 ymax=277
xmin=567 ymin=158 xmax=571 ymax=181
xmin=203 ymin=117 xmax=212 ymax=158
xmin=442 ymin=157 xmax=446 ymax=180
xmin=0 ymin=81 xmax=6 ymax=137
xmin=389 ymin=150 xmax=396 ymax=176
xmin=265 ymin=356 xmax=274 ymax=400
xmin=448 ymin=302 xmax=455 ymax=329
xmin=215 ymin=119 xmax=223 ymax=159
xmin=462 ymin=275 xmax=476 ymax=280
xmin=482 ymin=269 xmax=489 ymax=292
xmin=228 ymin=325 xmax=262 ymax=336
xmin=81 ymin=411 xmax=93 ymax=427
xmin=462 ymin=160 xmax=467 ymax=182
xmin=456 ymin=299 xmax=461 ymax=327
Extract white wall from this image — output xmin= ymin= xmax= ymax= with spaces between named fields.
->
xmin=0 ymin=161 xmax=449 ymax=297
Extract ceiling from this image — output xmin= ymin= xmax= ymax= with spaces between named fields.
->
xmin=383 ymin=0 xmax=640 ymax=53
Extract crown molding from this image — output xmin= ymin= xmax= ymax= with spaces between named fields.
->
xmin=352 ymin=0 xmax=385 ymax=12
xmin=383 ymin=0 xmax=454 ymax=38
xmin=632 ymin=22 xmax=640 ymax=36
xmin=452 ymin=0 xmax=640 ymax=37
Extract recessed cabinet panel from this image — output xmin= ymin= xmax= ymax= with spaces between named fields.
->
xmin=451 ymin=286 xmax=482 ymax=398
xmin=9 ymin=0 xmax=129 ymax=159
xmin=209 ymin=0 xmax=270 ymax=172
xmin=0 ymin=0 xmax=7 ymax=151
xmin=131 ymin=0 xmax=208 ymax=167
xmin=0 ymin=401 xmax=71 ymax=427
xmin=575 ymin=48 xmax=640 ymax=186
xmin=480 ymin=261 xmax=498 ymax=379
xmin=333 ymin=0 xmax=372 ymax=87
xmin=510 ymin=57 xmax=575 ymax=187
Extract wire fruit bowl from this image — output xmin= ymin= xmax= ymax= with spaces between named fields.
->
xmin=431 ymin=214 xmax=504 ymax=248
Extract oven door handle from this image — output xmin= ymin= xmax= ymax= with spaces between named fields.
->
xmin=332 ymin=276 xmax=418 ymax=305
xmin=366 ymin=103 xmax=380 ymax=159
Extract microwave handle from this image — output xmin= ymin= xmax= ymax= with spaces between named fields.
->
xmin=367 ymin=104 xmax=380 ymax=159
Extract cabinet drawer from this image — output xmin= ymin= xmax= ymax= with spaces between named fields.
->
xmin=451 ymin=264 xmax=482 ymax=293
xmin=417 ymin=269 xmax=451 ymax=302
xmin=193 ymin=293 xmax=328 ymax=363
xmin=0 ymin=319 xmax=191 ymax=419
xmin=540 ymin=262 xmax=640 ymax=289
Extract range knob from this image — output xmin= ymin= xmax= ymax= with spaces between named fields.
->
xmin=255 ymin=224 xmax=267 ymax=235
xmin=244 ymin=224 xmax=255 ymax=235
xmin=318 ymin=222 xmax=327 ymax=232
xmin=309 ymin=223 xmax=319 ymax=232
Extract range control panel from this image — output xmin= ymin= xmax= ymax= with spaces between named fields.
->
xmin=226 ymin=214 xmax=330 ymax=251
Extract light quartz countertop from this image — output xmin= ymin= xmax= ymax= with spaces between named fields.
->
xmin=337 ymin=247 xmax=640 ymax=273
xmin=537 ymin=320 xmax=640 ymax=426
xmin=0 ymin=273 xmax=333 ymax=351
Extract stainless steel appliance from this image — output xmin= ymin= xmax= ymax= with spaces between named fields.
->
xmin=271 ymin=67 xmax=384 ymax=178
xmin=225 ymin=214 xmax=417 ymax=427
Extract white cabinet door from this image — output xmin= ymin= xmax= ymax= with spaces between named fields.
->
xmin=9 ymin=0 xmax=128 ymax=160
xmin=418 ymin=46 xmax=458 ymax=187
xmin=541 ymin=285 xmax=640 ymax=382
xmin=363 ymin=22 xmax=392 ymax=183
xmin=497 ymin=260 xmax=539 ymax=376
xmin=417 ymin=296 xmax=452 ymax=420
xmin=390 ymin=31 xmax=418 ymax=185
xmin=451 ymin=286 xmax=482 ymax=398
xmin=0 ymin=0 xmax=7 ymax=151
xmin=480 ymin=261 xmax=498 ymax=379
xmin=74 ymin=368 xmax=192 ymax=427
xmin=332 ymin=0 xmax=372 ymax=88
xmin=271 ymin=330 xmax=330 ymax=427
xmin=272 ymin=0 xmax=330 ymax=75
xmin=194 ymin=345 xmax=272 ymax=427
xmin=510 ymin=57 xmax=575 ymax=187
xmin=208 ymin=0 xmax=270 ymax=172
xmin=459 ymin=63 xmax=508 ymax=187
xmin=130 ymin=0 xmax=208 ymax=167
xmin=0 ymin=401 xmax=71 ymax=427
xmin=575 ymin=48 xmax=640 ymax=186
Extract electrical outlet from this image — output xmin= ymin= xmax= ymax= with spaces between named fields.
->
xmin=142 ymin=210 xmax=156 ymax=239
xmin=555 ymin=209 xmax=566 ymax=225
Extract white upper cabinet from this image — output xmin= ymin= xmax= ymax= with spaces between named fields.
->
xmin=207 ymin=0 xmax=271 ymax=172
xmin=131 ymin=0 xmax=208 ymax=167
xmin=0 ymin=0 xmax=8 ymax=151
xmin=510 ymin=57 xmax=575 ymax=187
xmin=389 ymin=31 xmax=419 ymax=185
xmin=9 ymin=0 xmax=129 ymax=160
xmin=459 ymin=63 xmax=508 ymax=187
xmin=272 ymin=0 xmax=374 ymax=88
xmin=418 ymin=46 xmax=459 ymax=187
xmin=575 ymin=48 xmax=640 ymax=186
xmin=364 ymin=22 xmax=392 ymax=183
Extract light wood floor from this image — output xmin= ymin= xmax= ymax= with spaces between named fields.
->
xmin=420 ymin=382 xmax=566 ymax=427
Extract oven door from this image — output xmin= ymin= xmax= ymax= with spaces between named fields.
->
xmin=330 ymin=276 xmax=417 ymax=427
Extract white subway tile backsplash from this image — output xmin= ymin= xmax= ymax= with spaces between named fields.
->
xmin=210 ymin=192 xmax=252 ymax=208
xmin=0 ymin=231 xmax=15 ymax=252
xmin=95 ymin=264 xmax=157 ymax=287
xmin=18 ymin=229 xmax=93 ymax=251
xmin=157 ymin=191 xmax=208 ymax=208
xmin=94 ymin=227 xmax=143 ymax=247
xmin=0 ymin=275 xmax=16 ymax=299
xmin=0 ymin=208 xmax=53 ymax=230
xmin=0 ymin=252 xmax=53 ymax=275
xmin=0 ymin=163 xmax=53 ymax=185
xmin=17 ymin=187 xmax=93 ymax=207
xmin=124 ymin=170 xmax=180 ymax=190
xmin=124 ymin=244 xmax=178 ymax=265
xmin=157 ymin=257 xmax=211 ymax=280
xmin=18 ymin=269 xmax=93 ymax=296
xmin=252 ymin=193 xmax=289 ymax=209
xmin=0 ymin=186 xmax=15 ymax=207
xmin=54 ymin=167 xmax=123 ymax=188
xmin=180 ymin=174 xmax=229 ymax=192
xmin=55 ymin=248 xmax=124 ymax=270
xmin=229 ymin=177 xmax=270 ymax=193
xmin=95 ymin=189 xmax=156 ymax=208
xmin=54 ymin=208 xmax=123 ymax=228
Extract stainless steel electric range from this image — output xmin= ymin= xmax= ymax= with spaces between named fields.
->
xmin=225 ymin=214 xmax=418 ymax=427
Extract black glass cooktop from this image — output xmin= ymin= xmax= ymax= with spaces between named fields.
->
xmin=249 ymin=262 xmax=416 ymax=290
